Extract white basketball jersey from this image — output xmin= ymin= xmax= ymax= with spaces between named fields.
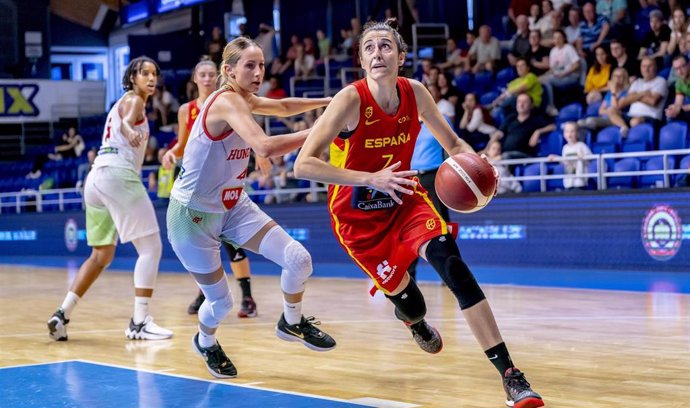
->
xmin=93 ymin=93 xmax=149 ymax=173
xmin=171 ymin=88 xmax=252 ymax=213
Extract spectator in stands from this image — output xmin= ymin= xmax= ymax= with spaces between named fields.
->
xmin=485 ymin=140 xmax=523 ymax=194
xmin=52 ymin=126 xmax=85 ymax=160
xmin=418 ymin=58 xmax=434 ymax=85
xmin=529 ymin=3 xmax=543 ymax=31
xmin=667 ymin=8 xmax=689 ymax=57
xmin=576 ymin=2 xmax=610 ymax=58
xmin=489 ymin=93 xmax=555 ymax=159
xmin=427 ymin=83 xmax=455 ymax=124
xmin=526 ymin=29 xmax=551 ymax=75
xmin=439 ymin=38 xmax=465 ymax=72
xmin=638 ymin=10 xmax=671 ymax=68
xmin=584 ymin=45 xmax=613 ymax=104
xmin=294 ymin=43 xmax=316 ymax=79
xmin=564 ymin=6 xmax=581 ymax=44
xmin=152 ymin=83 xmax=180 ymax=129
xmin=611 ymin=39 xmax=640 ymax=80
xmin=255 ymin=23 xmax=276 ymax=68
xmin=578 ymin=67 xmax=631 ymax=132
xmin=205 ymin=26 xmax=227 ymax=66
xmin=680 ymin=31 xmax=690 ymax=59
xmin=459 ymin=93 xmax=497 ymax=151
xmin=508 ymin=15 xmax=532 ymax=66
xmin=76 ymin=147 xmax=97 ymax=188
xmin=551 ymin=0 xmax=571 ymax=12
xmin=540 ymin=29 xmax=581 ymax=116
xmin=665 ymin=55 xmax=690 ymax=120
xmin=265 ymin=76 xmax=287 ymax=99
xmin=271 ymin=34 xmax=301 ymax=75
xmin=437 ymin=72 xmax=462 ymax=124
xmin=338 ymin=28 xmax=354 ymax=56
xmin=316 ymin=29 xmax=331 ymax=62
xmin=615 ymin=57 xmax=668 ymax=130
xmin=548 ymin=121 xmax=592 ymax=190
xmin=506 ymin=0 xmax=540 ymax=33
xmin=534 ymin=0 xmax=557 ymax=38
xmin=541 ymin=7 xmax=565 ymax=47
xmin=493 ymin=58 xmax=544 ymax=115
xmin=596 ymin=0 xmax=628 ymax=28
xmin=467 ymin=25 xmax=501 ymax=73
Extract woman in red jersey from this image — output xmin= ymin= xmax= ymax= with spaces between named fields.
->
xmin=163 ymin=59 xmax=259 ymax=319
xmin=295 ymin=19 xmax=544 ymax=408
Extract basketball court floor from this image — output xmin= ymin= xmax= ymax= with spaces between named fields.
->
xmin=1 ymin=263 xmax=688 ymax=407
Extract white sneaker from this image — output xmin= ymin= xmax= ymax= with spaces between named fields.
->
xmin=125 ymin=316 xmax=173 ymax=340
xmin=47 ymin=308 xmax=69 ymax=341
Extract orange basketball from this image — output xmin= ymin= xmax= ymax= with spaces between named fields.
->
xmin=434 ymin=153 xmax=497 ymax=213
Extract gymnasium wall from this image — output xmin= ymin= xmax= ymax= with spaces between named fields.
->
xmin=1 ymin=189 xmax=690 ymax=276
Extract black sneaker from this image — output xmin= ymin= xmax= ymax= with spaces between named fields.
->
xmin=275 ymin=314 xmax=336 ymax=352
xmin=237 ymin=296 xmax=257 ymax=318
xmin=191 ymin=333 xmax=238 ymax=378
xmin=187 ymin=292 xmax=205 ymax=315
xmin=503 ymin=368 xmax=544 ymax=408
xmin=406 ymin=320 xmax=443 ymax=354
xmin=47 ymin=308 xmax=69 ymax=341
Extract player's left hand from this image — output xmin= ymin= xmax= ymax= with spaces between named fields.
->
xmin=255 ymin=155 xmax=272 ymax=177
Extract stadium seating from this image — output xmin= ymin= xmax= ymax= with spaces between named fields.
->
xmin=546 ymin=163 xmax=565 ymax=191
xmin=623 ymin=123 xmax=654 ymax=153
xmin=658 ymin=121 xmax=688 ymax=151
xmin=521 ymin=163 xmax=542 ymax=192
xmin=607 ymin=158 xmax=640 ymax=189
xmin=639 ymin=156 xmax=676 ymax=188
xmin=594 ymin=126 xmax=622 ymax=152
xmin=479 ymin=91 xmax=499 ymax=106
xmin=538 ymin=130 xmax=565 ymax=157
xmin=556 ymin=103 xmax=582 ymax=126
xmin=585 ymin=101 xmax=602 ymax=118
xmin=495 ymin=67 xmax=516 ymax=89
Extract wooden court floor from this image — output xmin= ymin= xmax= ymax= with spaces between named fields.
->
xmin=1 ymin=264 xmax=688 ymax=407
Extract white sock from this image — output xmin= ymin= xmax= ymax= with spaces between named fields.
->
xmin=133 ymin=296 xmax=150 ymax=324
xmin=60 ymin=291 xmax=80 ymax=319
xmin=283 ymin=300 xmax=302 ymax=325
xmin=198 ymin=327 xmax=216 ymax=348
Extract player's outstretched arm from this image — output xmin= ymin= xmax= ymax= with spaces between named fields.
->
xmin=247 ymin=94 xmax=332 ymax=117
xmin=410 ymin=79 xmax=475 ymax=156
xmin=119 ymin=93 xmax=148 ymax=148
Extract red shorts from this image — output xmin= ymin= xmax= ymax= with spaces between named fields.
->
xmin=330 ymin=189 xmax=448 ymax=295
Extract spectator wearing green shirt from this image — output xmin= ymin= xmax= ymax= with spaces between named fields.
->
xmin=665 ymin=55 xmax=690 ymax=121
xmin=492 ymin=58 xmax=543 ymax=116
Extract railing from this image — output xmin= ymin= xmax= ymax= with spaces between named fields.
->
xmin=2 ymin=148 xmax=690 ymax=214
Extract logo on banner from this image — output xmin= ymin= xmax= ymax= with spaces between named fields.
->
xmin=641 ymin=205 xmax=682 ymax=261
xmin=65 ymin=219 xmax=78 ymax=252
xmin=0 ymin=84 xmax=40 ymax=117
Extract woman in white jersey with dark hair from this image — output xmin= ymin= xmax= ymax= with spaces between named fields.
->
xmin=162 ymin=59 xmax=259 ymax=319
xmin=167 ymin=36 xmax=335 ymax=378
xmin=47 ymin=56 xmax=173 ymax=342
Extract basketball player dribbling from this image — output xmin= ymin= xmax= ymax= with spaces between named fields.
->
xmin=166 ymin=37 xmax=335 ymax=378
xmin=294 ymin=19 xmax=544 ymax=408
xmin=48 ymin=56 xmax=173 ymax=342
xmin=162 ymin=59 xmax=258 ymax=318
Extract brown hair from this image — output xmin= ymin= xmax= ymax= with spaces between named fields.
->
xmin=359 ymin=18 xmax=408 ymax=56
xmin=218 ymin=37 xmax=262 ymax=87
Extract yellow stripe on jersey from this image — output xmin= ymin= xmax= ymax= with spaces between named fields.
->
xmin=329 ymin=139 xmax=348 ymax=169
xmin=416 ymin=189 xmax=448 ymax=235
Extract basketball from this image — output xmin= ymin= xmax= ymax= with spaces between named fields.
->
xmin=434 ymin=153 xmax=497 ymax=213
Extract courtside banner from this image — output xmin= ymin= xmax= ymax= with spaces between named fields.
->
xmin=0 ymin=80 xmax=105 ymax=123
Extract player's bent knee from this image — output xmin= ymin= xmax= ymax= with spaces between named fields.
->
xmin=280 ymin=240 xmax=312 ymax=294
xmin=199 ymin=292 xmax=233 ymax=328
xmin=425 ymin=234 xmax=486 ymax=310
xmin=386 ymin=279 xmax=427 ymax=324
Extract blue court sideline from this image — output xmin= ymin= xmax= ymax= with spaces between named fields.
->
xmin=0 ymin=361 xmax=372 ymax=408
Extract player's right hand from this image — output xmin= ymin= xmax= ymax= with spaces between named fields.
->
xmin=162 ymin=150 xmax=178 ymax=170
xmin=367 ymin=161 xmax=418 ymax=205
xmin=127 ymin=130 xmax=147 ymax=148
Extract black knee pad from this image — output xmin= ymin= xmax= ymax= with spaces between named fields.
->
xmin=425 ymin=234 xmax=486 ymax=310
xmin=223 ymin=242 xmax=247 ymax=263
xmin=386 ymin=278 xmax=427 ymax=324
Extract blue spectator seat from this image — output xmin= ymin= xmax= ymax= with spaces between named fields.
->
xmin=521 ymin=163 xmax=542 ymax=192
xmin=640 ymin=156 xmax=676 ymax=188
xmin=677 ymin=155 xmax=690 ymax=185
xmin=556 ymin=103 xmax=583 ymax=126
xmin=495 ymin=67 xmax=516 ymax=89
xmin=63 ymin=191 xmax=83 ymax=211
xmin=538 ymin=130 xmax=565 ymax=157
xmin=472 ymin=71 xmax=493 ymax=94
xmin=546 ymin=163 xmax=565 ymax=191
xmin=594 ymin=126 xmax=622 ymax=151
xmin=607 ymin=158 xmax=640 ymax=189
xmin=453 ymin=73 xmax=472 ymax=91
xmin=658 ymin=67 xmax=671 ymax=80
xmin=1 ymin=196 xmax=18 ymax=213
xmin=41 ymin=192 xmax=60 ymax=212
xmin=658 ymin=121 xmax=688 ymax=151
xmin=585 ymin=101 xmax=602 ymax=118
xmin=623 ymin=123 xmax=654 ymax=153
xmin=479 ymin=91 xmax=499 ymax=106
xmin=587 ymin=160 xmax=603 ymax=190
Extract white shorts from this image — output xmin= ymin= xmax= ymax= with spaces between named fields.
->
xmin=167 ymin=193 xmax=272 ymax=273
xmin=84 ymin=166 xmax=160 ymax=246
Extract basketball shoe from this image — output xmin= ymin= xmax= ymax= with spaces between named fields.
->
xmin=275 ymin=314 xmax=336 ymax=352
xmin=47 ymin=308 xmax=69 ymax=341
xmin=503 ymin=367 xmax=544 ymax=408
xmin=192 ymin=333 xmax=237 ymax=378
xmin=125 ymin=316 xmax=173 ymax=340
xmin=405 ymin=319 xmax=443 ymax=354
xmin=237 ymin=296 xmax=257 ymax=318
xmin=187 ymin=292 xmax=205 ymax=315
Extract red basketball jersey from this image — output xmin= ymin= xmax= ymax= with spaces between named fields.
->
xmin=327 ymin=78 xmax=448 ymax=294
xmin=185 ymin=99 xmax=200 ymax=134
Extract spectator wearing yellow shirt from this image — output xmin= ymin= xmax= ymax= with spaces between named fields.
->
xmin=492 ymin=58 xmax=544 ymax=116
xmin=584 ymin=46 xmax=612 ymax=104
